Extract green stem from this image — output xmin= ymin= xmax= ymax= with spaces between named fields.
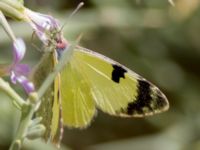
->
xmin=0 ymin=10 xmax=16 ymax=41
xmin=9 ymin=103 xmax=34 ymax=150
xmin=0 ymin=0 xmax=24 ymax=10
xmin=0 ymin=78 xmax=25 ymax=109
xmin=0 ymin=2 xmax=24 ymax=20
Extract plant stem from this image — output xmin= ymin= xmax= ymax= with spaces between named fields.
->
xmin=0 ymin=78 xmax=25 ymax=109
xmin=0 ymin=10 xmax=16 ymax=41
xmin=0 ymin=0 xmax=24 ymax=10
xmin=9 ymin=103 xmax=34 ymax=150
xmin=0 ymin=2 xmax=24 ymax=21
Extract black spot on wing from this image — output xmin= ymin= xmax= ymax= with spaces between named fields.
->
xmin=112 ymin=64 xmax=127 ymax=83
xmin=154 ymin=91 xmax=168 ymax=109
xmin=127 ymin=80 xmax=152 ymax=115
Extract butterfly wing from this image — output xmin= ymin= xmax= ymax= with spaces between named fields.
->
xmin=30 ymin=52 xmax=62 ymax=145
xmin=60 ymin=46 xmax=169 ymax=128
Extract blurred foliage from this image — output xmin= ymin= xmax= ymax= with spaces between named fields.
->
xmin=0 ymin=0 xmax=200 ymax=150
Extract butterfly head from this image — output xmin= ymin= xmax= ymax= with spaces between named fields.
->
xmin=55 ymin=37 xmax=68 ymax=51
xmin=47 ymin=27 xmax=68 ymax=52
xmin=54 ymin=35 xmax=69 ymax=59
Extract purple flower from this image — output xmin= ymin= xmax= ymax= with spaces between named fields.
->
xmin=0 ymin=38 xmax=35 ymax=94
xmin=24 ymin=9 xmax=60 ymax=45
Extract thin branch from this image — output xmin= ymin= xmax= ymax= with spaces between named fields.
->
xmin=0 ymin=78 xmax=25 ymax=109
xmin=0 ymin=2 xmax=24 ymax=21
xmin=0 ymin=0 xmax=24 ymax=10
xmin=0 ymin=10 xmax=16 ymax=41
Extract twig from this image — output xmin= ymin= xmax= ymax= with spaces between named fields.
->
xmin=0 ymin=78 xmax=25 ymax=109
xmin=0 ymin=10 xmax=16 ymax=41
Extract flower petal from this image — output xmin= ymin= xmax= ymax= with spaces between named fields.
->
xmin=15 ymin=64 xmax=31 ymax=76
xmin=24 ymin=9 xmax=60 ymax=44
xmin=11 ymin=72 xmax=35 ymax=94
xmin=25 ymin=9 xmax=59 ymax=29
xmin=33 ymin=29 xmax=49 ymax=45
xmin=13 ymin=38 xmax=26 ymax=64
xmin=2 ymin=37 xmax=34 ymax=94
xmin=17 ymin=75 xmax=35 ymax=94
xmin=10 ymin=71 xmax=17 ymax=84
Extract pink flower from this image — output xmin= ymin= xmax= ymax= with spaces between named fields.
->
xmin=24 ymin=9 xmax=60 ymax=45
xmin=0 ymin=38 xmax=35 ymax=94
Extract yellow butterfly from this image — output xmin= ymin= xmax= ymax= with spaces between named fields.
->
xmin=31 ymin=38 xmax=169 ymax=145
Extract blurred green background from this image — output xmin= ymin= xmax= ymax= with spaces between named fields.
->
xmin=1 ymin=0 xmax=200 ymax=150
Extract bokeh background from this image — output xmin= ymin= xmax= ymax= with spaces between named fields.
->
xmin=0 ymin=0 xmax=200 ymax=150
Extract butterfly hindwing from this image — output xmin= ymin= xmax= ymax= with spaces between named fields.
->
xmin=51 ymin=52 xmax=63 ymax=144
xmin=30 ymin=52 xmax=62 ymax=145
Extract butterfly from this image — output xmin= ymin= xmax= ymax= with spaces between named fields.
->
xmin=30 ymin=36 xmax=169 ymax=146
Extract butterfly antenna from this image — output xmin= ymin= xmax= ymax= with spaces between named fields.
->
xmin=60 ymin=2 xmax=84 ymax=32
xmin=76 ymin=32 xmax=84 ymax=43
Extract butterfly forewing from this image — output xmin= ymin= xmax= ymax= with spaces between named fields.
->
xmin=66 ymin=47 xmax=169 ymax=118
